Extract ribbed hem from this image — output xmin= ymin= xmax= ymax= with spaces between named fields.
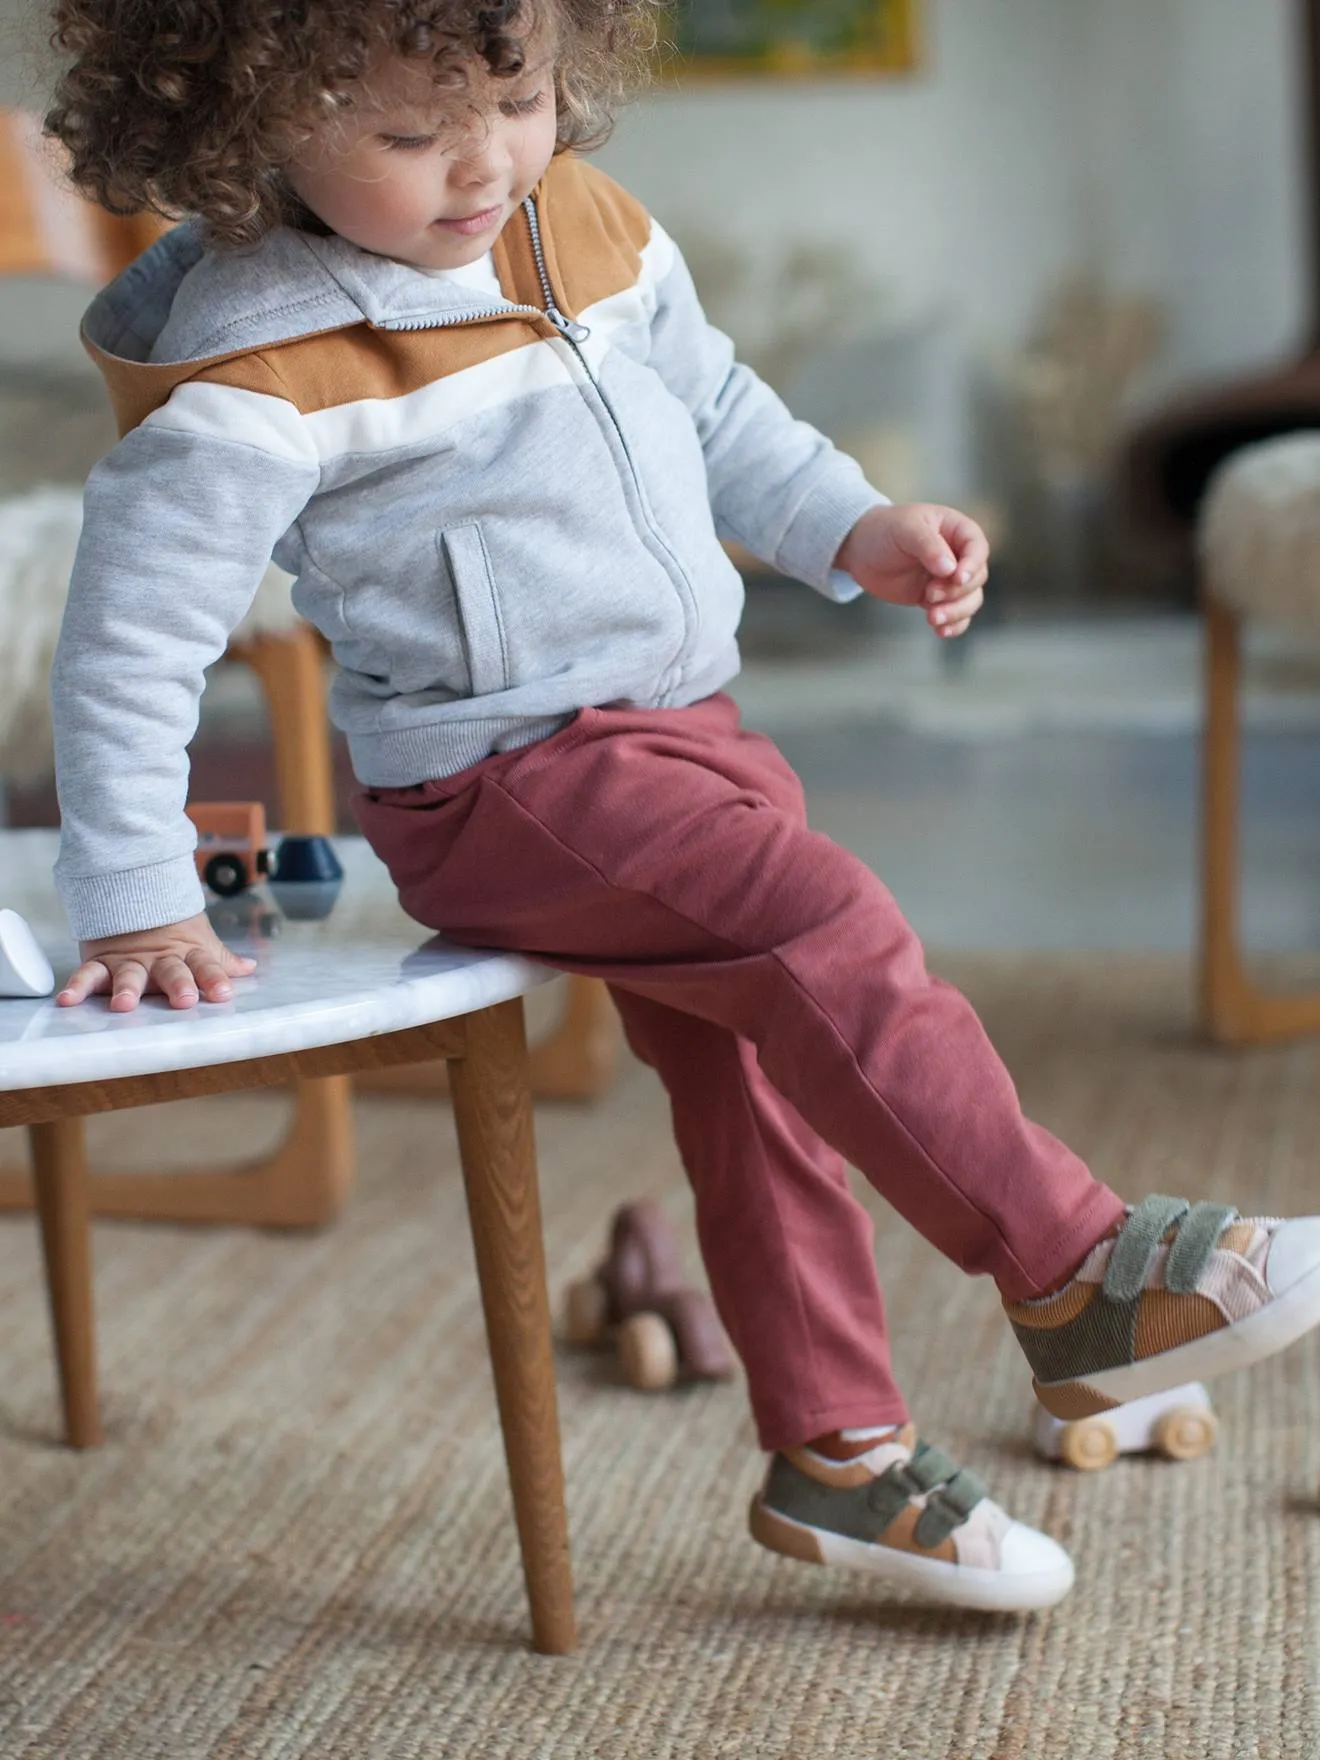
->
xmin=669 ymin=644 xmax=743 ymax=709
xmin=775 ymin=475 xmax=890 ymax=602
xmin=57 ymin=852 xmax=207 ymax=943
xmin=348 ymin=712 xmax=574 ymax=788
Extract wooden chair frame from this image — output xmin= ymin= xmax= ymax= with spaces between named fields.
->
xmin=1200 ymin=593 xmax=1320 ymax=1043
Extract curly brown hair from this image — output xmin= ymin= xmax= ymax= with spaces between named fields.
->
xmin=45 ymin=0 xmax=665 ymax=247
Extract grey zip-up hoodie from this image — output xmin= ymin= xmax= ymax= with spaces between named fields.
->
xmin=52 ymin=155 xmax=885 ymax=940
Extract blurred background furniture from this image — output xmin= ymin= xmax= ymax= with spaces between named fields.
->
xmin=0 ymin=109 xmax=619 ymax=1228
xmin=1113 ymin=4 xmax=1320 ymax=1042
xmin=1119 ymin=0 xmax=1320 ymax=590
xmin=0 ymin=830 xmax=576 ymax=1655
xmin=1197 ymin=433 xmax=1320 ymax=1043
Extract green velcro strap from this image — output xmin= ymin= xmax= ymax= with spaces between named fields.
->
xmin=914 ymin=1469 xmax=987 ymax=1551
xmin=865 ymin=1468 xmax=922 ymax=1535
xmin=895 ymin=1442 xmax=959 ymax=1496
xmin=1103 ymin=1195 xmax=1190 ymax=1304
xmin=1165 ymin=1202 xmax=1237 ymax=1294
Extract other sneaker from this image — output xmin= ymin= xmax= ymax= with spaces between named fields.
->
xmin=748 ymin=1426 xmax=1074 ymax=1613
xmin=1007 ymin=1195 xmax=1320 ymax=1419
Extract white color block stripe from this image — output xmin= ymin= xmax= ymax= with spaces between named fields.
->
xmin=302 ymin=337 xmax=581 ymax=460
xmin=143 ymin=382 xmax=321 ymax=466
xmin=640 ymin=217 xmax=678 ymax=287
xmin=143 ymin=233 xmax=675 ymax=468
xmin=144 ymin=337 xmax=581 ymax=466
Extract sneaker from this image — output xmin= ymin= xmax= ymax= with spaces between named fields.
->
xmin=1007 ymin=1195 xmax=1320 ymax=1419
xmin=748 ymin=1427 xmax=1074 ymax=1613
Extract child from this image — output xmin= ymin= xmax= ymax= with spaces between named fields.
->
xmin=45 ymin=0 xmax=1320 ymax=1614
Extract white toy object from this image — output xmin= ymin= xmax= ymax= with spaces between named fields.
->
xmin=0 ymin=908 xmax=56 ymax=999
xmin=1034 ymin=1382 xmax=1218 ymax=1471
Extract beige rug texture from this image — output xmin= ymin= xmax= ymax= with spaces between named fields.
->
xmin=1 ymin=957 xmax=1319 ymax=1760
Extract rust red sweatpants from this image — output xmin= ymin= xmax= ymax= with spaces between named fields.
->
xmin=355 ymin=692 xmax=1125 ymax=1450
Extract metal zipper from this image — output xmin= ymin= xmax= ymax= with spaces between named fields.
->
xmin=375 ymin=198 xmax=590 ymax=340
xmin=520 ymin=197 xmax=701 ymax=672
xmin=375 ymin=195 xmax=700 ymax=681
xmin=379 ymin=301 xmax=538 ymax=333
xmin=521 ymin=198 xmax=592 ymax=344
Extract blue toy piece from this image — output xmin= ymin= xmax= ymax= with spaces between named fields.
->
xmin=271 ymin=834 xmax=343 ymax=883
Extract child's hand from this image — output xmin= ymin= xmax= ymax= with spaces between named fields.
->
xmin=835 ymin=504 xmax=990 ymax=639
xmin=57 ymin=913 xmax=257 ymax=1013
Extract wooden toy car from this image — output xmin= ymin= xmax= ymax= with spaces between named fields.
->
xmin=1034 ymin=1382 xmax=1218 ymax=1470
xmin=561 ymin=1200 xmax=735 ymax=1391
xmin=187 ymin=801 xmax=272 ymax=898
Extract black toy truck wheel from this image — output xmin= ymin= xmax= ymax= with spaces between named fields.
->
xmin=203 ymin=852 xmax=248 ymax=897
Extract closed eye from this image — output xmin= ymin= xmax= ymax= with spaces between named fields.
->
xmin=499 ymin=90 xmax=549 ymax=117
xmin=379 ymin=86 xmax=548 ymax=150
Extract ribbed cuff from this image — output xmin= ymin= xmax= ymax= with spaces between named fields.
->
xmin=775 ymin=474 xmax=890 ymax=603
xmin=57 ymin=852 xmax=207 ymax=943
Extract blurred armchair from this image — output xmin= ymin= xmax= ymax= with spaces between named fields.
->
xmin=1118 ymin=0 xmax=1320 ymax=586
xmin=1197 ymin=434 xmax=1320 ymax=1044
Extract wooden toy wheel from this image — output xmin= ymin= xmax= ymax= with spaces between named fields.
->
xmin=1057 ymin=1417 xmax=1120 ymax=1471
xmin=1153 ymin=1405 xmax=1219 ymax=1462
xmin=561 ymin=1277 xmax=609 ymax=1346
xmin=617 ymin=1311 xmax=679 ymax=1391
xmin=203 ymin=852 xmax=248 ymax=897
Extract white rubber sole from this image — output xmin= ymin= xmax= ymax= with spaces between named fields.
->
xmin=749 ymin=1495 xmax=1075 ymax=1613
xmin=1039 ymin=1258 xmax=1320 ymax=1415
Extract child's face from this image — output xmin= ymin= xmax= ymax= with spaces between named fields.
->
xmin=286 ymin=47 xmax=558 ymax=271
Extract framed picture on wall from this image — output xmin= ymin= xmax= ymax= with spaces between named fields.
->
xmin=664 ymin=0 xmax=921 ymax=78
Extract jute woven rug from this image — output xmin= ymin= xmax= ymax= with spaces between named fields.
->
xmin=2 ymin=956 xmax=1319 ymax=1759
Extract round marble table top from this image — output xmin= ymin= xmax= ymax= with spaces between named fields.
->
xmin=0 ymin=831 xmax=553 ymax=1092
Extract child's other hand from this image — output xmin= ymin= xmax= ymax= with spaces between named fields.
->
xmin=835 ymin=503 xmax=989 ymax=639
xmin=58 ymin=913 xmax=257 ymax=1012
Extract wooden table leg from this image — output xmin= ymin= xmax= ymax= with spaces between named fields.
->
xmin=448 ymin=999 xmax=577 ymax=1656
xmin=27 ymin=1116 xmax=101 ymax=1448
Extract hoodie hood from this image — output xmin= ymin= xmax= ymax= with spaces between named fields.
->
xmin=80 ymin=162 xmax=592 ymax=434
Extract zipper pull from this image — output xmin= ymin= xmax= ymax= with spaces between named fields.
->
xmin=546 ymin=307 xmax=591 ymax=345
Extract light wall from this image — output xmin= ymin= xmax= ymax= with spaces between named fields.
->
xmin=598 ymin=0 xmax=1084 ymax=357
xmin=0 ymin=0 xmax=1309 ymax=383
xmin=1073 ymin=0 xmax=1308 ymax=387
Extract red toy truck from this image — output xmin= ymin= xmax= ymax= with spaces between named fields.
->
xmin=187 ymin=801 xmax=272 ymax=897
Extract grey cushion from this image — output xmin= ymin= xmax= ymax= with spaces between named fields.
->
xmin=0 ymin=364 xmax=116 ymax=496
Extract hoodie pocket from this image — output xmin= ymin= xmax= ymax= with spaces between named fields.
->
xmin=440 ymin=523 xmax=510 ymax=697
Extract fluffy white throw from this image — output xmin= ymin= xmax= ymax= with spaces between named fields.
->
xmin=0 ymin=485 xmax=301 ymax=783
xmin=1201 ymin=433 xmax=1320 ymax=636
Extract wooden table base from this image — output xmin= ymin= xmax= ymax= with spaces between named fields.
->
xmin=0 ymin=1075 xmax=356 ymax=1228
xmin=2 ymin=1003 xmax=577 ymax=1654
xmin=0 ymin=980 xmax=620 ymax=1230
